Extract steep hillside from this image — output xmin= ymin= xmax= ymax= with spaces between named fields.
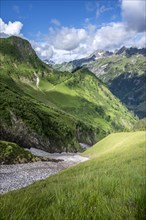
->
xmin=88 ymin=53 xmax=146 ymax=118
xmin=54 ymin=47 xmax=146 ymax=118
xmin=0 ymin=36 xmax=136 ymax=152
xmin=1 ymin=131 xmax=145 ymax=220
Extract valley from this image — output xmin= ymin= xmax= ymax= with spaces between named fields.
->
xmin=0 ymin=36 xmax=136 ymax=153
xmin=0 ymin=36 xmax=145 ymax=220
xmin=54 ymin=47 xmax=146 ymax=118
xmin=1 ymin=1 xmax=146 ymax=219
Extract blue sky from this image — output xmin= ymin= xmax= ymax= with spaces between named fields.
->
xmin=0 ymin=0 xmax=146 ymax=63
xmin=1 ymin=0 xmax=121 ymax=39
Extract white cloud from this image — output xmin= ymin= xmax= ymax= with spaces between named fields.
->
xmin=32 ymin=21 xmax=145 ymax=63
xmin=31 ymin=41 xmax=53 ymax=60
xmin=136 ymin=34 xmax=146 ymax=48
xmin=31 ymin=0 xmax=145 ymax=63
xmin=48 ymin=27 xmax=87 ymax=50
xmin=122 ymin=0 xmax=146 ymax=32
xmin=51 ymin=19 xmax=61 ymax=26
xmin=51 ymin=43 xmax=93 ymax=63
xmin=126 ymin=33 xmax=146 ymax=48
xmin=1 ymin=0 xmax=145 ymax=64
xmin=51 ymin=49 xmax=75 ymax=63
xmin=92 ymin=22 xmax=135 ymax=50
xmin=0 ymin=18 xmax=23 ymax=35
xmin=31 ymin=26 xmax=89 ymax=62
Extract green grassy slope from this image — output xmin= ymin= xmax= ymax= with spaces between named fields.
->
xmin=133 ymin=118 xmax=146 ymax=131
xmin=0 ymin=76 xmax=82 ymax=152
xmin=39 ymin=68 xmax=136 ymax=135
xmin=0 ymin=36 xmax=136 ymax=152
xmin=54 ymin=53 xmax=146 ymax=118
xmin=1 ymin=131 xmax=145 ymax=220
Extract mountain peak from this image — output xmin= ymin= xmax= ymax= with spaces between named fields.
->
xmin=8 ymin=36 xmax=37 ymax=59
xmin=115 ymin=46 xmax=146 ymax=56
xmin=91 ymin=49 xmax=113 ymax=59
xmin=0 ymin=36 xmax=47 ymax=69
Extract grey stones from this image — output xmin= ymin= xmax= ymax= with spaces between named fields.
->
xmin=0 ymin=148 xmax=88 ymax=194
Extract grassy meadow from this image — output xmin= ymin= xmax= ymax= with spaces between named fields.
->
xmin=1 ymin=131 xmax=146 ymax=220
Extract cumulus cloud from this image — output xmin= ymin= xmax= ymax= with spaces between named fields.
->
xmin=32 ymin=20 xmax=145 ymax=63
xmin=136 ymin=34 xmax=146 ymax=47
xmin=51 ymin=43 xmax=93 ymax=63
xmin=122 ymin=0 xmax=146 ymax=32
xmin=31 ymin=41 xmax=53 ymax=60
xmin=92 ymin=22 xmax=135 ymax=50
xmin=31 ymin=26 xmax=89 ymax=62
xmin=48 ymin=27 xmax=87 ymax=50
xmin=127 ymin=33 xmax=146 ymax=48
xmin=32 ymin=0 xmax=145 ymax=63
xmin=1 ymin=1 xmax=145 ymax=64
xmin=0 ymin=18 xmax=23 ymax=35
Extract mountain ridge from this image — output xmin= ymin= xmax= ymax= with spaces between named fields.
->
xmin=53 ymin=46 xmax=146 ymax=118
xmin=0 ymin=36 xmax=136 ymax=152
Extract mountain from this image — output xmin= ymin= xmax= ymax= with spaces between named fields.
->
xmin=44 ymin=59 xmax=55 ymax=65
xmin=53 ymin=47 xmax=146 ymax=118
xmin=54 ymin=55 xmax=97 ymax=73
xmin=53 ymin=50 xmax=113 ymax=73
xmin=90 ymin=49 xmax=113 ymax=58
xmin=0 ymin=36 xmax=136 ymax=152
xmin=87 ymin=48 xmax=146 ymax=118
xmin=115 ymin=46 xmax=146 ymax=56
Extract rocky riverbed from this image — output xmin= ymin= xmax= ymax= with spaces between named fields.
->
xmin=0 ymin=148 xmax=88 ymax=194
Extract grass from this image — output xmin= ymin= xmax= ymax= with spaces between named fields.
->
xmin=55 ymin=54 xmax=146 ymax=118
xmin=87 ymin=55 xmax=146 ymax=118
xmin=0 ymin=36 xmax=137 ymax=151
xmin=1 ymin=131 xmax=146 ymax=220
xmin=40 ymin=68 xmax=136 ymax=133
xmin=0 ymin=141 xmax=40 ymax=164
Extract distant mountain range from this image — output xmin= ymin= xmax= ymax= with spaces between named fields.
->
xmin=53 ymin=47 xmax=146 ymax=118
xmin=53 ymin=47 xmax=146 ymax=72
xmin=0 ymin=36 xmax=136 ymax=152
xmin=43 ymin=59 xmax=55 ymax=65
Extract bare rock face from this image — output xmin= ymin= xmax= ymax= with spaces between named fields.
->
xmin=0 ymin=113 xmax=50 ymax=151
xmin=0 ymin=113 xmax=83 ymax=153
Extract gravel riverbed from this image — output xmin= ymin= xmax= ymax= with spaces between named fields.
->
xmin=0 ymin=148 xmax=88 ymax=194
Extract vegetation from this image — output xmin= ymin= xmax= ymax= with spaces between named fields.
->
xmin=133 ymin=118 xmax=146 ymax=131
xmin=87 ymin=55 xmax=146 ymax=118
xmin=54 ymin=52 xmax=146 ymax=118
xmin=0 ymin=36 xmax=136 ymax=152
xmin=0 ymin=141 xmax=40 ymax=164
xmin=1 ymin=131 xmax=145 ymax=219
